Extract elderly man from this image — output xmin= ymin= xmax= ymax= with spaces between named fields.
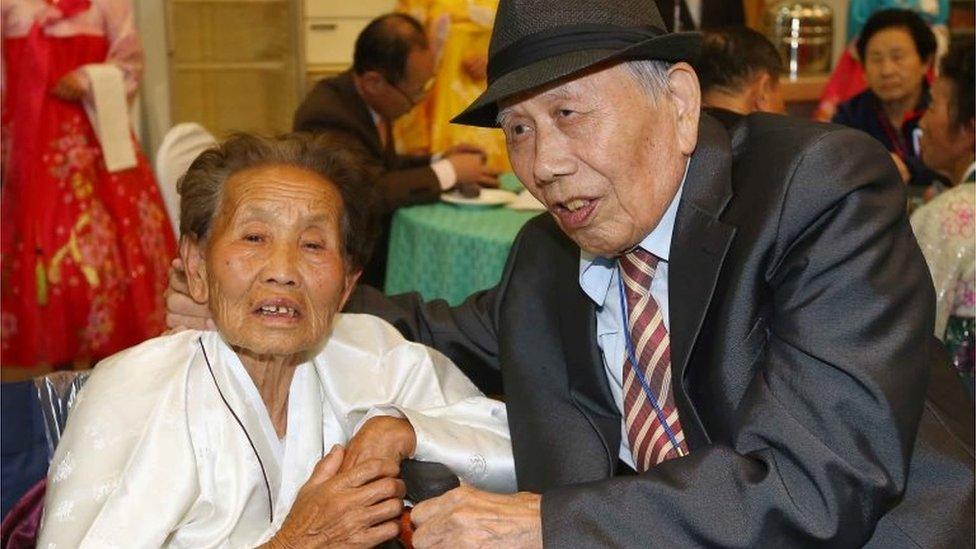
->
xmin=169 ymin=0 xmax=974 ymax=546
xmin=294 ymin=13 xmax=498 ymax=287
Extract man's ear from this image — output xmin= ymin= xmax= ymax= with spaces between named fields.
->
xmin=180 ymin=235 xmax=209 ymax=304
xmin=755 ymin=72 xmax=787 ymax=114
xmin=667 ymin=62 xmax=701 ymax=157
xmin=337 ymin=269 xmax=362 ymax=312
xmin=359 ymin=70 xmax=386 ymax=95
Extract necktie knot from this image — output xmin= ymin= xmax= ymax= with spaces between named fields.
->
xmin=619 ymin=248 xmax=659 ymax=296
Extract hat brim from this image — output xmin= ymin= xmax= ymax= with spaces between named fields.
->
xmin=452 ymin=32 xmax=701 ymax=128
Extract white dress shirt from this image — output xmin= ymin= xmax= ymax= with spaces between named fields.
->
xmin=578 ymin=163 xmax=687 ymax=469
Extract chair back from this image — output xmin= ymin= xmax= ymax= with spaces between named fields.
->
xmin=154 ymin=123 xmax=217 ymax=237
xmin=33 ymin=371 xmax=91 ymax=457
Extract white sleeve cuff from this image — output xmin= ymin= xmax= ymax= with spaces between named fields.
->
xmin=430 ymin=158 xmax=457 ymax=191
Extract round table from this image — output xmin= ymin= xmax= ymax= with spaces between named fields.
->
xmin=384 ymin=177 xmax=541 ymax=304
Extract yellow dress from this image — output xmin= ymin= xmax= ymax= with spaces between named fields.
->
xmin=395 ymin=0 xmax=510 ymax=173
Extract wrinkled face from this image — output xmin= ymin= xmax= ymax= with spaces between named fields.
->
xmin=919 ymin=77 xmax=973 ymax=177
xmin=863 ymin=27 xmax=930 ymax=106
xmin=183 ymin=165 xmax=359 ymax=361
xmin=498 ymin=63 xmax=700 ymax=256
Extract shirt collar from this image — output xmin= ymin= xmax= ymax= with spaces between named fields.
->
xmin=578 ymin=159 xmax=689 ymax=307
xmin=367 ymin=107 xmax=382 ymax=129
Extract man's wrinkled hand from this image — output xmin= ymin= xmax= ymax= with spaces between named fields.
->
xmin=164 ymin=257 xmax=215 ymax=332
xmin=265 ymin=446 xmax=406 ymax=549
xmin=411 ymin=485 xmax=542 ymax=549
xmin=340 ymin=416 xmax=416 ymax=474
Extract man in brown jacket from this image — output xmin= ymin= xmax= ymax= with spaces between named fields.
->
xmin=294 ymin=13 xmax=498 ymax=286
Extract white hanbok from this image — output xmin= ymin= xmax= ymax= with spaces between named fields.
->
xmin=38 ymin=314 xmax=516 ymax=548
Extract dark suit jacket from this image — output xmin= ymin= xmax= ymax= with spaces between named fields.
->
xmin=348 ymin=113 xmax=974 ymax=546
xmin=293 ymin=70 xmax=442 ymax=286
xmin=654 ymin=0 xmax=744 ymax=31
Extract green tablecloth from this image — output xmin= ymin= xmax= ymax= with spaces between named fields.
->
xmin=384 ymin=175 xmax=540 ymax=305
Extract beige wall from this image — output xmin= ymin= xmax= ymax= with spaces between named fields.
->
xmin=134 ymin=0 xmax=171 ymax=161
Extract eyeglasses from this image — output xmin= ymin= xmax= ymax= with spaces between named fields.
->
xmin=385 ymin=76 xmax=435 ymax=107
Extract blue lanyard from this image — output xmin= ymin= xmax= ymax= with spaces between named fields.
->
xmin=617 ymin=264 xmax=685 ymax=458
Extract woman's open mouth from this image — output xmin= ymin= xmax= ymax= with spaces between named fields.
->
xmin=253 ymin=298 xmax=302 ymax=323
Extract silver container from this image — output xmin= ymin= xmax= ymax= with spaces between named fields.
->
xmin=764 ymin=1 xmax=834 ymax=79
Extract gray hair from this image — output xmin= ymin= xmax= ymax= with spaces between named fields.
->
xmin=177 ymin=133 xmax=378 ymax=272
xmin=621 ymin=59 xmax=672 ymax=102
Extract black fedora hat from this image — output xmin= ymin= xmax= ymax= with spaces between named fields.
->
xmin=452 ymin=0 xmax=701 ymax=128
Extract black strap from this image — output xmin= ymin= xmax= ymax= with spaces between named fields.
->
xmin=487 ymin=23 xmax=665 ymax=83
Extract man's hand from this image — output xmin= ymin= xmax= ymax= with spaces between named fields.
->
xmin=410 ymin=486 xmax=542 ymax=549
xmin=164 ymin=258 xmax=215 ymax=331
xmin=265 ymin=446 xmax=406 ymax=549
xmin=51 ymin=71 xmax=87 ymax=102
xmin=340 ymin=416 xmax=416 ymax=474
xmin=447 ymin=152 xmax=499 ymax=188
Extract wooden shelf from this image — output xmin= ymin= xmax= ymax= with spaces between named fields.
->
xmin=781 ymin=74 xmax=829 ymax=103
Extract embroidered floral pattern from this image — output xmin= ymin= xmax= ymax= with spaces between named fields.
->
xmin=941 ymin=198 xmax=975 ymax=238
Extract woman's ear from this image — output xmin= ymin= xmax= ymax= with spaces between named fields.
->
xmin=337 ymin=269 xmax=362 ymax=312
xmin=180 ymin=235 xmax=209 ymax=304
xmin=667 ymin=62 xmax=702 ymax=157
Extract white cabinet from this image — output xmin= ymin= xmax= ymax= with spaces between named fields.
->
xmin=302 ymin=0 xmax=395 ymax=87
xmin=166 ymin=0 xmax=303 ymax=137
xmin=163 ymin=0 xmax=392 ymax=137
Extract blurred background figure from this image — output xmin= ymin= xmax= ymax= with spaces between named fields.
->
xmin=831 ymin=8 xmax=944 ymax=188
xmin=294 ymin=12 xmax=498 ymax=288
xmin=694 ymin=26 xmax=786 ymax=117
xmin=910 ymin=40 xmax=975 ymax=395
xmin=654 ymin=0 xmax=745 ymax=32
xmin=394 ymin=0 xmax=509 ymax=173
xmin=1 ymin=0 xmax=176 ymax=521
xmin=1 ymin=0 xmax=176 ymax=378
xmin=815 ymin=0 xmax=948 ymax=122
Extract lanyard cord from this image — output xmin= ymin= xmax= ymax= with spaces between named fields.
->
xmin=616 ymin=266 xmax=685 ymax=457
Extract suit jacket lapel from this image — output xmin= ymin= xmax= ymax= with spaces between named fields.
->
xmin=335 ymin=71 xmax=386 ymax=158
xmin=560 ymin=255 xmax=620 ymax=475
xmin=669 ymin=114 xmax=737 ymax=448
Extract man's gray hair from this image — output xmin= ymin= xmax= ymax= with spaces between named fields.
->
xmin=622 ymin=59 xmax=672 ymax=101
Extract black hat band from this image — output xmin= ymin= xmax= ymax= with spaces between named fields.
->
xmin=486 ymin=23 xmax=666 ymax=84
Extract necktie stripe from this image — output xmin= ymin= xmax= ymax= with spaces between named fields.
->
xmin=619 ymin=248 xmax=687 ymax=472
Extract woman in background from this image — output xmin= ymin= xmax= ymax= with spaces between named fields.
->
xmin=395 ymin=0 xmax=510 ymax=174
xmin=832 ymin=9 xmax=942 ymax=188
xmin=910 ymin=41 xmax=975 ymax=394
xmin=1 ymin=0 xmax=175 ymax=377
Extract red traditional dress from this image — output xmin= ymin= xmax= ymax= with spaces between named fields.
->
xmin=1 ymin=0 xmax=175 ymax=375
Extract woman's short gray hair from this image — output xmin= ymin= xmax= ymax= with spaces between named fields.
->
xmin=177 ymin=133 xmax=379 ymax=272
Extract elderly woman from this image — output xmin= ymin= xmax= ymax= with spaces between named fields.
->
xmin=831 ymin=9 xmax=942 ymax=188
xmin=37 ymin=134 xmax=515 ymax=547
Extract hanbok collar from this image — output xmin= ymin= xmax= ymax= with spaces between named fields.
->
xmin=197 ymin=333 xmax=326 ymax=526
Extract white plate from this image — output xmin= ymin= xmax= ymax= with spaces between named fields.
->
xmin=441 ymin=188 xmax=518 ymax=207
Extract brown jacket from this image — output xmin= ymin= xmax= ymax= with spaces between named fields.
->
xmin=294 ymin=70 xmax=442 ymax=286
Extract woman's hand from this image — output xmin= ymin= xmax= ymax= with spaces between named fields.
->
xmin=265 ymin=445 xmax=406 ymax=548
xmin=51 ymin=71 xmax=87 ymax=102
xmin=340 ymin=416 xmax=417 ymax=474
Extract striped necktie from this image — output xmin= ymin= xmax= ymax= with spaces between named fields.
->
xmin=619 ymin=248 xmax=688 ymax=471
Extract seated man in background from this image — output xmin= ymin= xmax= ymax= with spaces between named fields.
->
xmin=294 ymin=13 xmax=499 ymax=288
xmin=39 ymin=133 xmax=515 ymax=547
xmin=692 ymin=26 xmax=786 ymax=118
xmin=911 ymin=41 xmax=975 ymax=394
